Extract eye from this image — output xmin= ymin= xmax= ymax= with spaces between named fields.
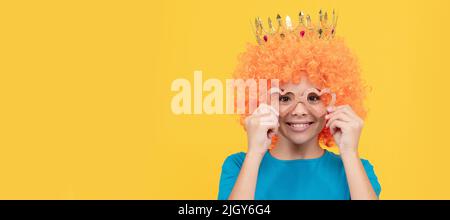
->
xmin=279 ymin=95 xmax=291 ymax=103
xmin=307 ymin=93 xmax=321 ymax=103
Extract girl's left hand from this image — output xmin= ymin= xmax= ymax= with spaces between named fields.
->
xmin=325 ymin=105 xmax=364 ymax=155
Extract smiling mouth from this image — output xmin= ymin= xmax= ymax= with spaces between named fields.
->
xmin=286 ymin=122 xmax=314 ymax=132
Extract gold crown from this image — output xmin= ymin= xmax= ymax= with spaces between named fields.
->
xmin=253 ymin=10 xmax=338 ymax=44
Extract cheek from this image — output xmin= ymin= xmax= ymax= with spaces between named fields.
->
xmin=279 ymin=106 xmax=291 ymax=118
xmin=314 ymin=117 xmax=326 ymax=131
xmin=278 ymin=118 xmax=289 ymax=134
xmin=309 ymin=107 xmax=327 ymax=118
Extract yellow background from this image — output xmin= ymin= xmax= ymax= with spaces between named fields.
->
xmin=0 ymin=0 xmax=449 ymax=199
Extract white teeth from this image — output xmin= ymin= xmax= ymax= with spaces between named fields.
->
xmin=290 ymin=123 xmax=310 ymax=128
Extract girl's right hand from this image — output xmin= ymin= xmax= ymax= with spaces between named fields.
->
xmin=244 ymin=104 xmax=279 ymax=157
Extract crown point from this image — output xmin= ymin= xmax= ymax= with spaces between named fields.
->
xmin=268 ymin=17 xmax=274 ymax=32
xmin=306 ymin=15 xmax=311 ymax=27
xmin=299 ymin=11 xmax=305 ymax=25
xmin=276 ymin=14 xmax=283 ymax=27
xmin=286 ymin=16 xmax=293 ymax=30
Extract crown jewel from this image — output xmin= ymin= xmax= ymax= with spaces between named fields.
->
xmin=253 ymin=10 xmax=338 ymax=45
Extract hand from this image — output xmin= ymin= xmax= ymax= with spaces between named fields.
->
xmin=244 ymin=104 xmax=279 ymax=157
xmin=325 ymin=105 xmax=364 ymax=156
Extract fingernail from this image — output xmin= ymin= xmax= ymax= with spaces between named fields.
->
xmin=327 ymin=106 xmax=333 ymax=112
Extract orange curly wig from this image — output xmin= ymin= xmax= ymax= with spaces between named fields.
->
xmin=234 ymin=33 xmax=368 ymax=147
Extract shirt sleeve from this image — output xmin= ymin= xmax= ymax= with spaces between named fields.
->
xmin=361 ymin=159 xmax=382 ymax=197
xmin=217 ymin=153 xmax=245 ymax=200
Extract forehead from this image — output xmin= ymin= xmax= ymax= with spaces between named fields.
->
xmin=280 ymin=77 xmax=318 ymax=93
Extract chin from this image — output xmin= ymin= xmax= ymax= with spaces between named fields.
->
xmin=280 ymin=121 xmax=324 ymax=145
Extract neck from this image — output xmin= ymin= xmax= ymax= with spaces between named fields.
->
xmin=271 ymin=135 xmax=324 ymax=160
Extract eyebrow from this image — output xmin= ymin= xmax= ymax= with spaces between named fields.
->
xmin=281 ymin=87 xmax=320 ymax=94
xmin=281 ymin=91 xmax=295 ymax=96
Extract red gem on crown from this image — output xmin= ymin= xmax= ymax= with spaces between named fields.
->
xmin=300 ymin=30 xmax=305 ymax=37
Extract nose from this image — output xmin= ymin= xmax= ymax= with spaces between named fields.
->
xmin=290 ymin=101 xmax=309 ymax=116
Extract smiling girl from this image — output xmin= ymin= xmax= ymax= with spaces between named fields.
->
xmin=218 ymin=12 xmax=381 ymax=200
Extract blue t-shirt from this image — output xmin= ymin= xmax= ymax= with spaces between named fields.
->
xmin=218 ymin=149 xmax=381 ymax=200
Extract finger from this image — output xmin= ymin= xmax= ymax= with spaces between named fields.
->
xmin=326 ymin=105 xmax=360 ymax=121
xmin=252 ymin=111 xmax=272 ymax=118
xmin=334 ymin=105 xmax=359 ymax=117
xmin=246 ymin=112 xmax=272 ymax=127
xmin=328 ymin=104 xmax=351 ymax=113
xmin=329 ymin=120 xmax=346 ymax=135
xmin=326 ymin=113 xmax=351 ymax=128
xmin=327 ymin=105 xmax=347 ymax=113
xmin=259 ymin=113 xmax=278 ymax=123
xmin=254 ymin=104 xmax=268 ymax=115
xmin=261 ymin=122 xmax=279 ymax=131
xmin=253 ymin=103 xmax=271 ymax=115
xmin=268 ymin=105 xmax=279 ymax=117
xmin=326 ymin=105 xmax=336 ymax=113
xmin=325 ymin=108 xmax=353 ymax=121
xmin=258 ymin=108 xmax=279 ymax=127
xmin=257 ymin=103 xmax=279 ymax=117
xmin=269 ymin=87 xmax=281 ymax=95
xmin=268 ymin=88 xmax=281 ymax=111
xmin=262 ymin=104 xmax=279 ymax=118
xmin=260 ymin=118 xmax=279 ymax=127
xmin=260 ymin=112 xmax=278 ymax=122
xmin=326 ymin=111 xmax=351 ymax=124
xmin=267 ymin=123 xmax=279 ymax=138
xmin=263 ymin=121 xmax=280 ymax=139
xmin=268 ymin=126 xmax=279 ymax=139
xmin=260 ymin=119 xmax=278 ymax=126
xmin=341 ymin=105 xmax=363 ymax=123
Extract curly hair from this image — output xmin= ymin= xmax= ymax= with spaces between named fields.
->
xmin=234 ymin=33 xmax=368 ymax=147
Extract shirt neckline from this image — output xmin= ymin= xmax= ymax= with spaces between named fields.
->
xmin=266 ymin=149 xmax=329 ymax=163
